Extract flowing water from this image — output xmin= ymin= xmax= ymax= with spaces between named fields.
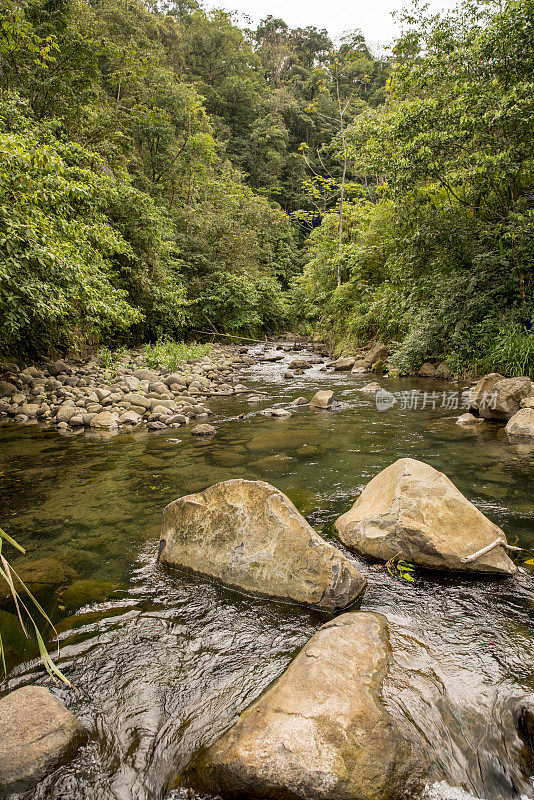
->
xmin=1 ymin=344 xmax=533 ymax=800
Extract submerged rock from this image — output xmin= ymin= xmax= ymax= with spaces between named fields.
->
xmin=456 ymin=413 xmax=484 ymax=425
xmin=310 ymin=390 xmax=338 ymax=409
xmin=334 ymin=458 xmax=517 ymax=575
xmin=189 ymin=612 xmax=425 ymax=800
xmin=0 ymin=686 xmax=87 ymax=795
xmin=158 ymin=479 xmax=366 ymax=610
xmin=0 ymin=557 xmax=76 ymax=606
xmin=360 ymin=381 xmax=382 ymax=393
xmin=505 ymin=408 xmax=534 ymax=437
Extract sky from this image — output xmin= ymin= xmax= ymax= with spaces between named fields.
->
xmin=204 ymin=0 xmax=461 ymax=52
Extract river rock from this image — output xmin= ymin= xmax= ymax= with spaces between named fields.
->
xmin=46 ymin=360 xmax=71 ymax=376
xmin=0 ymin=686 xmax=87 ymax=795
xmin=334 ymin=458 xmax=517 ymax=575
xmin=360 ymin=382 xmax=382 ymax=393
xmin=0 ymin=557 xmax=76 ymax=606
xmin=469 ymin=374 xmax=533 ymax=419
xmin=0 ymin=381 xmax=16 ymax=397
xmin=505 ymin=408 xmax=534 ymax=437
xmin=133 ymin=368 xmax=156 ymax=382
xmin=351 ymin=343 xmax=389 ymax=374
xmin=158 ymin=479 xmax=366 ymax=610
xmin=456 ymin=412 xmax=484 ymax=425
xmin=191 ymin=423 xmax=216 ymax=436
xmin=90 ymin=410 xmax=118 ymax=429
xmin=288 ymin=359 xmax=311 ymax=370
xmin=333 ymin=356 xmax=355 ymax=371
xmin=310 ymin=390 xmax=338 ymax=409
xmin=189 ymin=612 xmax=425 ymax=800
xmin=291 ymin=396 xmax=308 ymax=406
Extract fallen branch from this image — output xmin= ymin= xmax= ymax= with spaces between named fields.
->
xmin=461 ymin=537 xmax=525 ymax=563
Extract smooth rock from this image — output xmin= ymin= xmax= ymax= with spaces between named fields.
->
xmin=0 ymin=381 xmax=16 ymax=397
xmin=90 ymin=411 xmax=118 ymax=429
xmin=310 ymin=390 xmax=338 ymax=409
xmin=190 ymin=612 xmax=425 ymax=800
xmin=505 ymin=408 xmax=534 ymax=437
xmin=288 ymin=359 xmax=312 ymax=370
xmin=456 ymin=412 xmax=483 ymax=425
xmin=133 ymin=368 xmax=156 ymax=382
xmin=0 ymin=686 xmax=87 ymax=795
xmin=334 ymin=458 xmax=517 ymax=575
xmin=360 ymin=382 xmax=382 ymax=393
xmin=333 ymin=356 xmax=355 ymax=371
xmin=291 ymin=396 xmax=308 ymax=406
xmin=191 ymin=423 xmax=216 ymax=436
xmin=469 ymin=374 xmax=533 ymax=419
xmin=159 ymin=479 xmax=366 ymax=610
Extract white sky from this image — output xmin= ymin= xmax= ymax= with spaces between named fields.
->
xmin=204 ymin=0 xmax=461 ymax=52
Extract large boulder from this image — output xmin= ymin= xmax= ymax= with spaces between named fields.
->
xmin=332 ymin=356 xmax=355 ymax=371
xmin=334 ymin=458 xmax=517 ymax=575
xmin=0 ymin=381 xmax=16 ymax=397
xmin=351 ymin=343 xmax=389 ymax=374
xmin=158 ymin=479 xmax=366 ymax=611
xmin=0 ymin=686 xmax=87 ymax=795
xmin=469 ymin=374 xmax=533 ymax=419
xmin=0 ymin=557 xmax=76 ymax=607
xmin=189 ymin=612 xmax=425 ymax=800
xmin=310 ymin=390 xmax=338 ymax=409
xmin=505 ymin=408 xmax=534 ymax=437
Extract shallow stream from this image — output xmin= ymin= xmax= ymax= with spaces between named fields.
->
xmin=1 ymin=344 xmax=533 ymax=800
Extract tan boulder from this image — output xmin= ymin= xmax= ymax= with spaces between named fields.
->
xmin=505 ymin=408 xmax=534 ymax=437
xmin=0 ymin=686 xmax=87 ymax=795
xmin=418 ymin=363 xmax=437 ymax=378
xmin=333 ymin=356 xmax=355 ymax=371
xmin=469 ymin=374 xmax=533 ymax=419
xmin=520 ymin=396 xmax=534 ymax=409
xmin=310 ymin=390 xmax=338 ymax=409
xmin=89 ymin=410 xmax=118 ymax=429
xmin=189 ymin=612 xmax=425 ymax=800
xmin=158 ymin=479 xmax=366 ymax=611
xmin=334 ymin=458 xmax=516 ymax=575
xmin=363 ymin=342 xmax=388 ymax=368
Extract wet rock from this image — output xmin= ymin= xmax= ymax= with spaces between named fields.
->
xmin=246 ymin=395 xmax=265 ymax=403
xmin=360 ymin=382 xmax=382 ymax=393
xmin=0 ymin=557 xmax=76 ymax=606
xmin=288 ymin=359 xmax=312 ymax=370
xmin=334 ymin=457 xmax=517 ymax=575
xmin=418 ymin=362 xmax=437 ymax=378
xmin=190 ymin=612 xmax=425 ymax=800
xmin=0 ymin=686 xmax=87 ymax=795
xmin=251 ymin=454 xmax=295 ymax=472
xmin=514 ymin=696 xmax=534 ymax=749
xmin=61 ymin=578 xmax=119 ymax=611
xmin=456 ymin=413 xmax=484 ymax=425
xmin=291 ymin=396 xmax=308 ymax=406
xmin=505 ymin=408 xmax=534 ymax=437
xmin=261 ymin=408 xmax=291 ymax=418
xmin=283 ymin=371 xmax=294 ymax=379
xmin=310 ymin=390 xmax=338 ymax=409
xmin=333 ymin=356 xmax=355 ymax=371
xmin=159 ymin=479 xmax=366 ymax=610
xmin=90 ymin=410 xmax=118 ymax=429
xmin=191 ymin=423 xmax=216 ymax=436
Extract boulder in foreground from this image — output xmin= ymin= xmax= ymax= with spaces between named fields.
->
xmin=159 ymin=479 xmax=366 ymax=611
xmin=189 ymin=612 xmax=425 ymax=800
xmin=334 ymin=458 xmax=516 ymax=575
xmin=0 ymin=686 xmax=87 ymax=795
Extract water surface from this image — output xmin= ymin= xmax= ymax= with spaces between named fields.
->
xmin=1 ymin=344 xmax=533 ymax=800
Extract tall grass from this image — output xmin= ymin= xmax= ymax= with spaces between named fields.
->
xmin=144 ymin=339 xmax=212 ymax=371
xmin=485 ymin=323 xmax=534 ymax=379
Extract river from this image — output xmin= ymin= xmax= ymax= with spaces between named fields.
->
xmin=1 ymin=343 xmax=533 ymax=800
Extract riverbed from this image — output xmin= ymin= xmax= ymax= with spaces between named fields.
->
xmin=1 ymin=343 xmax=533 ymax=800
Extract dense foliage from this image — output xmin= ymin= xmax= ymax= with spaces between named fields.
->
xmin=0 ymin=0 xmax=386 ymax=356
xmin=298 ymin=0 xmax=534 ymax=375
